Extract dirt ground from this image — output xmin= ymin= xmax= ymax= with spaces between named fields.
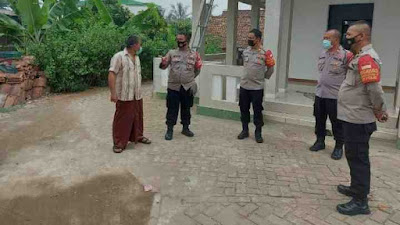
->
xmin=0 ymin=85 xmax=155 ymax=225
xmin=0 ymin=171 xmax=154 ymax=225
xmin=1 ymin=82 xmax=400 ymax=225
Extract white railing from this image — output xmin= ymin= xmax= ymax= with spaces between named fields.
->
xmin=153 ymin=57 xmax=222 ymax=98
xmin=153 ymin=58 xmax=242 ymax=111
xmin=204 ymin=53 xmax=226 ymax=62
xmin=152 ymin=58 xmax=168 ymax=95
xmin=154 ymin=59 xmax=400 ymax=144
xmin=210 ymin=72 xmax=240 ymax=102
xmin=199 ymin=64 xmax=244 ymax=112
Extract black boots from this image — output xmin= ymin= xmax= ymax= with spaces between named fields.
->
xmin=238 ymin=123 xmax=249 ymax=139
xmin=166 ymin=125 xmax=194 ymax=140
xmin=309 ymin=137 xmax=325 ymax=151
xmin=237 ymin=124 xmax=262 ymax=143
xmin=255 ymin=127 xmax=263 ymax=143
xmin=337 ymin=198 xmax=370 ymax=216
xmin=331 ymin=142 xmax=343 ymax=160
xmin=165 ymin=126 xmax=173 ymax=140
xmin=337 ymin=185 xmax=369 ymax=215
xmin=182 ymin=125 xmax=194 ymax=137
xmin=310 ymin=138 xmax=343 ymax=160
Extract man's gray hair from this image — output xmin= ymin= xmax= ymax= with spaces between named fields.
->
xmin=350 ymin=20 xmax=372 ymax=40
xmin=327 ymin=29 xmax=341 ymax=41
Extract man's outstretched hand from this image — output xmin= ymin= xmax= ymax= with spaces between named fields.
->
xmin=376 ymin=111 xmax=388 ymax=123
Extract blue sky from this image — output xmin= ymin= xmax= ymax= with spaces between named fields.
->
xmin=139 ymin=0 xmax=251 ymax=16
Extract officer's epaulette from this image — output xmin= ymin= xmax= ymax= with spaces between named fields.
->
xmin=258 ymin=48 xmax=268 ymax=54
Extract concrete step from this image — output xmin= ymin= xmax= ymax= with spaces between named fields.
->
xmin=264 ymin=111 xmax=397 ymax=141
xmin=264 ymin=100 xmax=398 ymax=130
xmin=265 ymin=101 xmax=313 ymax=118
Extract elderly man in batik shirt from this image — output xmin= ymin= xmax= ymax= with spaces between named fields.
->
xmin=108 ymin=35 xmax=151 ymax=153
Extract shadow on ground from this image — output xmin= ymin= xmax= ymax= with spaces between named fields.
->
xmin=0 ymin=171 xmax=154 ymax=225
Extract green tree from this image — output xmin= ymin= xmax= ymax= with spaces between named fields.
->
xmin=0 ymin=0 xmax=113 ymax=47
xmin=167 ymin=2 xmax=189 ymax=21
xmin=103 ymin=0 xmax=132 ymax=26
xmin=157 ymin=5 xmax=166 ymax=18
xmin=170 ymin=18 xmax=191 ymax=37
xmin=122 ymin=4 xmax=175 ymax=79
xmin=125 ymin=3 xmax=168 ymax=39
xmin=80 ymin=0 xmax=113 ymax=24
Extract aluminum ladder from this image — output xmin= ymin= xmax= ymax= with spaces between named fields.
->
xmin=190 ymin=0 xmax=215 ymax=52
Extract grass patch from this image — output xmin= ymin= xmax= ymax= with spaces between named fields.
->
xmin=0 ymin=105 xmax=24 ymax=113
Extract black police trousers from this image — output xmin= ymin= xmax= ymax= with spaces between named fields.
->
xmin=239 ymin=87 xmax=264 ymax=127
xmin=342 ymin=121 xmax=377 ymax=199
xmin=166 ymin=86 xmax=194 ymax=127
xmin=314 ymin=96 xmax=344 ymax=144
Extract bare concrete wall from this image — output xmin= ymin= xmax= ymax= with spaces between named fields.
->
xmin=288 ymin=0 xmax=400 ymax=87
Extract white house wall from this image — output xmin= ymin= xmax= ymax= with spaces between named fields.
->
xmin=288 ymin=0 xmax=400 ymax=87
xmin=123 ymin=5 xmax=147 ymax=14
xmin=372 ymin=0 xmax=400 ymax=87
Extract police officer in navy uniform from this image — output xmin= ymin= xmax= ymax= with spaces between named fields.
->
xmin=336 ymin=21 xmax=388 ymax=216
xmin=237 ymin=29 xmax=275 ymax=143
xmin=310 ymin=29 xmax=353 ymax=160
xmin=159 ymin=31 xmax=203 ymax=140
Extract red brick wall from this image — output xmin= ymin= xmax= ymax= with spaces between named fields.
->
xmin=207 ymin=10 xmax=265 ymax=51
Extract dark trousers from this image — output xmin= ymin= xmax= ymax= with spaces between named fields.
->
xmin=239 ymin=87 xmax=264 ymax=127
xmin=313 ymin=96 xmax=344 ymax=144
xmin=342 ymin=121 xmax=377 ymax=199
xmin=166 ymin=86 xmax=194 ymax=127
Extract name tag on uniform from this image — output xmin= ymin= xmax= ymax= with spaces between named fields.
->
xmin=333 ymin=62 xmax=339 ymax=70
xmin=172 ymin=55 xmax=181 ymax=62
xmin=361 ymin=65 xmax=372 ymax=70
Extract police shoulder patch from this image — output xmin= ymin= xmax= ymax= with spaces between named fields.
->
xmin=265 ymin=50 xmax=275 ymax=68
xmin=358 ymin=54 xmax=380 ymax=84
xmin=345 ymin=50 xmax=354 ymax=65
xmin=194 ymin=51 xmax=203 ymax=70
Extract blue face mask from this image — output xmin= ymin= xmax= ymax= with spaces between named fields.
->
xmin=322 ymin=40 xmax=332 ymax=50
xmin=137 ymin=47 xmax=143 ymax=55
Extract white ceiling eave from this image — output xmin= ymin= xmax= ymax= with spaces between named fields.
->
xmin=239 ymin=0 xmax=266 ymax=8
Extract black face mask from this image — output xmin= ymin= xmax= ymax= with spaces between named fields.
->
xmin=177 ymin=41 xmax=187 ymax=48
xmin=344 ymin=34 xmax=361 ymax=50
xmin=248 ymin=40 xmax=255 ymax=47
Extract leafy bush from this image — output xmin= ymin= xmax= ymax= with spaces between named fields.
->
xmin=24 ymin=2 xmax=185 ymax=92
xmin=27 ymin=30 xmax=89 ymax=92
xmin=140 ymin=34 xmax=175 ymax=79
xmin=169 ymin=18 xmax=191 ymax=36
xmin=205 ymin=34 xmax=223 ymax=54
xmin=125 ymin=3 xmax=168 ymax=39
xmin=76 ymin=23 xmax=133 ymax=86
xmin=123 ymin=4 xmax=175 ymax=79
xmin=103 ymin=0 xmax=132 ymax=26
xmin=27 ymin=23 xmax=139 ymax=92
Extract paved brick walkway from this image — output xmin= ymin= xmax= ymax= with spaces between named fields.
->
xmin=1 ymin=83 xmax=400 ymax=225
xmin=148 ymin=117 xmax=400 ymax=225
xmin=142 ymin=85 xmax=400 ymax=225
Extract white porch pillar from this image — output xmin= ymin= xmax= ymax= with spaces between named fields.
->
xmin=395 ymin=49 xmax=400 ymax=110
xmin=250 ymin=0 xmax=261 ymax=29
xmin=226 ymin=0 xmax=239 ymax=65
xmin=192 ymin=0 xmax=205 ymax=57
xmin=191 ymin=0 xmax=200 ymax=40
xmin=263 ymin=0 xmax=282 ymax=98
xmin=278 ymin=0 xmax=293 ymax=93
